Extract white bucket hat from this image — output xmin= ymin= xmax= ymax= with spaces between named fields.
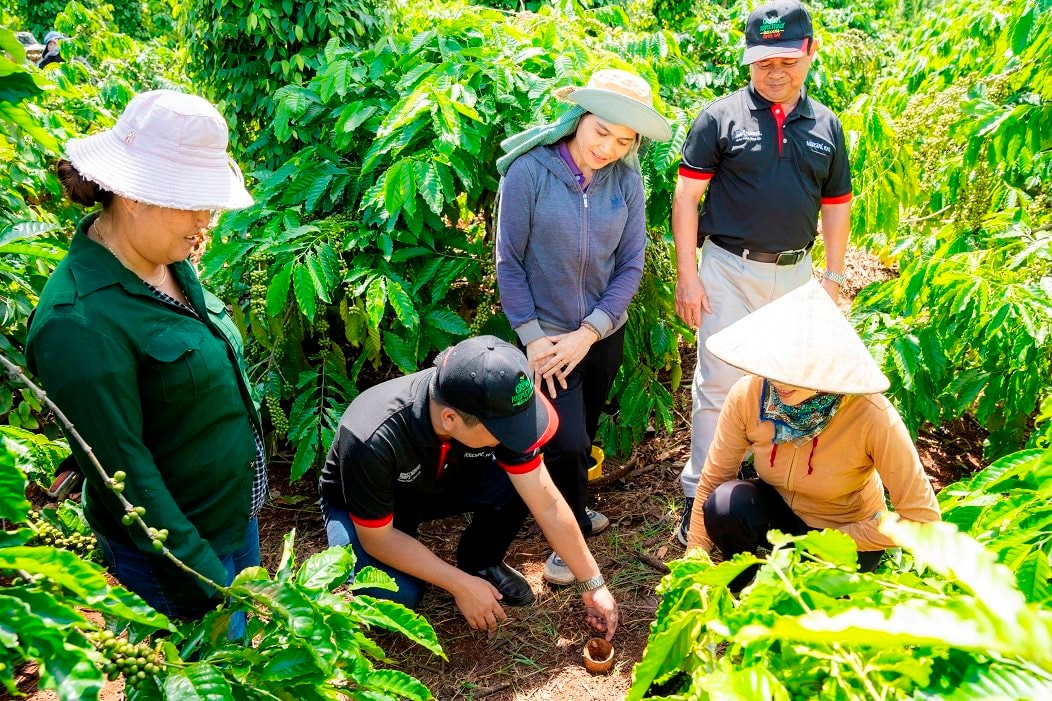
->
xmin=555 ymin=69 xmax=673 ymax=142
xmin=65 ymin=90 xmax=253 ymax=211
xmin=706 ymin=280 xmax=890 ymax=395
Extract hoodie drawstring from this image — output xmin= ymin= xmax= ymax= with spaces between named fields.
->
xmin=769 ymin=437 xmax=819 ymax=475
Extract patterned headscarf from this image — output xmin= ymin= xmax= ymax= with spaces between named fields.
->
xmin=760 ymin=379 xmax=844 ymax=445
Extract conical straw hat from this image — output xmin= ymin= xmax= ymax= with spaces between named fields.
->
xmin=705 ymin=280 xmax=889 ymax=395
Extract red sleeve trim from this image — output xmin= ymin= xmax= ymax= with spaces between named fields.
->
xmin=822 ymin=192 xmax=853 ymax=205
xmin=678 ymin=165 xmax=714 ymax=181
xmin=501 ymin=453 xmax=542 ymax=475
xmin=349 ymin=512 xmax=394 ymax=528
xmin=523 ymin=393 xmax=559 ymax=453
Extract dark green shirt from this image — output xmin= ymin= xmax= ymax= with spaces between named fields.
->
xmin=26 ymin=215 xmax=261 ymax=594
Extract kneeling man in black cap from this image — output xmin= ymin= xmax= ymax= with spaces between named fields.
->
xmin=319 ymin=336 xmax=617 ymax=638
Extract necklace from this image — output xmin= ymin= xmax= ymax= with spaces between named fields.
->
xmin=92 ymin=218 xmax=168 ymax=288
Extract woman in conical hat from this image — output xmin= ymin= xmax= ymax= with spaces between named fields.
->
xmin=495 ymin=69 xmax=671 ymax=587
xmin=685 ymin=280 xmax=940 ymax=583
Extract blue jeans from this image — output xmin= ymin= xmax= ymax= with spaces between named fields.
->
xmin=95 ymin=517 xmax=259 ymax=639
xmin=322 ymin=461 xmax=528 ymax=608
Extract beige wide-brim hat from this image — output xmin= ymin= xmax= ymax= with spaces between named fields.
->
xmin=706 ymin=280 xmax=890 ymax=395
xmin=65 ymin=90 xmax=253 ymax=211
xmin=555 ymin=69 xmax=672 ymax=142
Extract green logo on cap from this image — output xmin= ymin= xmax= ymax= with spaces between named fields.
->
xmin=511 ymin=375 xmax=533 ymax=408
xmin=760 ymin=16 xmax=785 ymax=39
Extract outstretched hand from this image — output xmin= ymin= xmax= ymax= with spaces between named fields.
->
xmin=453 ymin=575 xmax=507 ymax=634
xmin=582 ymin=586 xmax=619 ymax=641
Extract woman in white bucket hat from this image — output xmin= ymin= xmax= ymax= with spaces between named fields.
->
xmin=495 ymin=69 xmax=672 ymax=586
xmin=685 ymin=281 xmax=940 ymax=587
xmin=26 ymin=90 xmax=264 ymax=637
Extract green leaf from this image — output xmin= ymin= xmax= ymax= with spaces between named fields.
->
xmin=291 ymin=430 xmax=321 ymax=482
xmin=424 ymin=309 xmax=470 ymax=335
xmin=361 ymin=668 xmax=433 ymax=701
xmin=350 ymin=596 xmax=444 ymax=658
xmin=297 ymin=547 xmax=355 ymax=592
xmin=0 ymin=447 xmax=29 ymax=522
xmin=163 ymin=662 xmax=234 ymax=699
xmin=383 ymin=332 xmax=418 ymax=373
xmin=267 ymin=264 xmax=294 ymax=317
xmin=365 ymin=277 xmax=387 ymax=327
xmin=293 ymin=266 xmax=318 ymax=322
xmin=260 ymin=644 xmax=320 ymax=682
xmin=386 ymin=279 xmax=418 ymax=329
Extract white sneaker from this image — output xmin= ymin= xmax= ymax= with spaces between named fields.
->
xmin=586 ymin=508 xmax=610 ymax=535
xmin=542 ymin=552 xmax=576 ymax=586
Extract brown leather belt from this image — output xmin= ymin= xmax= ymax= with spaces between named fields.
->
xmin=710 ymin=237 xmax=813 ymax=266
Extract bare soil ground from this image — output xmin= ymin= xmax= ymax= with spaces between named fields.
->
xmin=15 ymin=248 xmax=989 ymax=701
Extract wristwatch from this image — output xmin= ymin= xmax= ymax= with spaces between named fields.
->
xmin=823 ymin=269 xmax=847 ymax=287
xmin=577 ymin=574 xmax=606 ymax=593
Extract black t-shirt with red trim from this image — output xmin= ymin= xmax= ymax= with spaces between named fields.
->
xmin=318 ymin=368 xmax=544 ymax=528
xmin=679 ymin=84 xmax=853 ymax=252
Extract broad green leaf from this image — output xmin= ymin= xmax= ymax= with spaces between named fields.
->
xmin=0 ymin=448 xmax=29 ymax=521
xmin=386 ymin=279 xmax=418 ymax=329
xmin=260 ymin=644 xmax=319 ymax=682
xmin=365 ymin=277 xmax=387 ymax=327
xmin=293 ymin=266 xmax=318 ymax=322
xmin=267 ymin=265 xmax=294 ymax=318
xmin=361 ymin=668 xmax=433 ymax=701
xmin=423 ymin=309 xmax=469 ymax=335
xmin=879 ymin=518 xmax=1027 ymax=624
xmin=626 ymin=612 xmax=701 ymax=701
xmin=291 ymin=430 xmax=321 ymax=482
xmin=383 ymin=332 xmax=418 ymax=373
xmin=297 ymin=547 xmax=355 ymax=592
xmin=350 ymin=565 xmax=398 ymax=592
xmin=350 ymin=596 xmax=444 ymax=658
xmin=163 ymin=662 xmax=234 ymax=699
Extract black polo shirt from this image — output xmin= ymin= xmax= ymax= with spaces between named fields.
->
xmin=679 ymin=84 xmax=852 ymax=252
xmin=318 ymin=368 xmax=547 ymax=528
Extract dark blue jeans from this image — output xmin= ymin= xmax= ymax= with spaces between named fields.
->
xmin=322 ymin=460 xmax=528 ymax=608
xmin=95 ymin=517 xmax=259 ymax=639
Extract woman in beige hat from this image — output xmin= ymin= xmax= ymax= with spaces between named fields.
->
xmin=26 ymin=90 xmax=264 ymax=637
xmin=495 ymin=69 xmax=672 ymax=586
xmin=685 ymin=281 xmax=940 ymax=586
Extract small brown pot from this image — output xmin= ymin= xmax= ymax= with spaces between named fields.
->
xmin=582 ymin=637 xmax=614 ymax=674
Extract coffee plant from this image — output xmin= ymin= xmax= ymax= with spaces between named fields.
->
xmin=0 ymin=354 xmax=443 ymax=700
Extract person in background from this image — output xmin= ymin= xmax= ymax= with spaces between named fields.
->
xmin=671 ymin=0 xmax=854 ymax=545
xmin=685 ymin=281 xmax=941 ymax=588
xmin=37 ymin=31 xmax=66 ymax=68
xmin=26 ymin=90 xmax=264 ymax=638
xmin=319 ymin=336 xmax=618 ymax=639
xmin=495 ymin=69 xmax=672 ymax=586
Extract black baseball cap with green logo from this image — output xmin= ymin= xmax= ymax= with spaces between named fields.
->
xmin=743 ymin=0 xmax=814 ymax=65
xmin=433 ymin=336 xmax=556 ymax=453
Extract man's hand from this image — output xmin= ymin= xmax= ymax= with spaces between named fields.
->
xmin=675 ymin=273 xmax=711 ymax=330
xmin=821 ymin=277 xmax=841 ymax=303
xmin=452 ymin=575 xmax=508 ymax=633
xmin=582 ymin=586 xmax=619 ymax=640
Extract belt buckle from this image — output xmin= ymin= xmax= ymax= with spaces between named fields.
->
xmin=776 ymin=249 xmax=804 ymax=266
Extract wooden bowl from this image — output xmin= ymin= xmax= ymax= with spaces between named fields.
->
xmin=583 ymin=637 xmax=614 ymax=673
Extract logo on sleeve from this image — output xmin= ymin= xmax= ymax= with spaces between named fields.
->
xmin=805 ymin=139 xmax=833 ymax=156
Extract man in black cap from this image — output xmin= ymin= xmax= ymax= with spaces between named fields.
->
xmin=319 ymin=336 xmax=618 ymax=638
xmin=671 ymin=0 xmax=853 ymax=545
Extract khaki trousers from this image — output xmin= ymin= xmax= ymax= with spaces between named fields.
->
xmin=680 ymin=238 xmax=813 ymax=497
